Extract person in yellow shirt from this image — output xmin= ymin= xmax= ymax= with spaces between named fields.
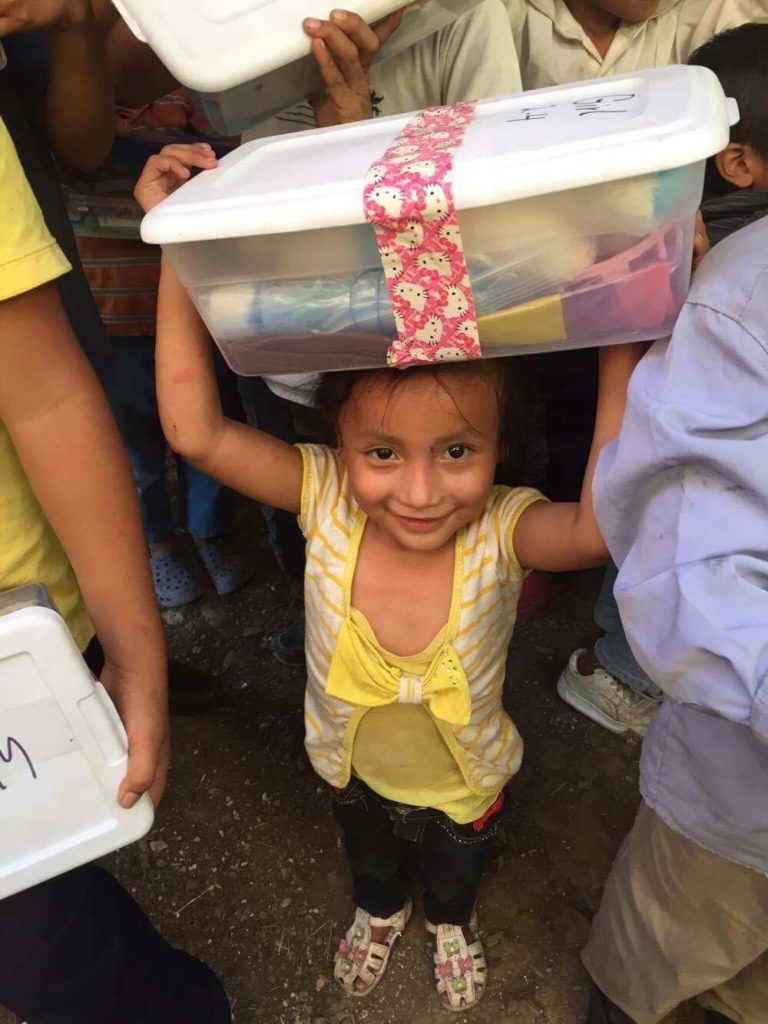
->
xmin=0 ymin=118 xmax=230 ymax=1024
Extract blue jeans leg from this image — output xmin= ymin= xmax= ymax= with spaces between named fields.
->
xmin=593 ymin=563 xmax=662 ymax=699
xmin=108 ymin=336 xmax=174 ymax=545
xmin=109 ymin=337 xmax=233 ymax=544
xmin=182 ymin=347 xmax=242 ymax=539
xmin=236 ymin=376 xmax=306 ymax=581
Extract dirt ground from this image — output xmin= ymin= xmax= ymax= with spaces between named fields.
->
xmin=2 ymin=523 xmax=703 ymax=1024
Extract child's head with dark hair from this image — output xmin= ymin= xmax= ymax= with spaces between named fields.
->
xmin=688 ymin=24 xmax=768 ymax=196
xmin=314 ymin=359 xmax=522 ymax=452
xmin=312 ymin=360 xmax=525 ymax=552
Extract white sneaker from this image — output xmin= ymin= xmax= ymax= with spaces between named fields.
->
xmin=557 ymin=649 xmax=660 ymax=737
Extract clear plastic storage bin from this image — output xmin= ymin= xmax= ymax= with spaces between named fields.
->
xmin=141 ymin=66 xmax=737 ymax=375
xmin=112 ymin=0 xmax=481 ymax=134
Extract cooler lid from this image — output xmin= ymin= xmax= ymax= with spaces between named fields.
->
xmin=141 ymin=65 xmax=737 ymax=244
xmin=113 ymin=0 xmax=423 ymax=93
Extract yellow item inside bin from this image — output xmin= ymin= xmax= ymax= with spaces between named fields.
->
xmin=477 ymin=293 xmax=566 ymax=347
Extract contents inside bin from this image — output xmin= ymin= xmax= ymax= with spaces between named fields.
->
xmin=181 ymin=166 xmax=698 ymax=375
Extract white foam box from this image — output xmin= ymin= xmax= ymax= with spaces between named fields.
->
xmin=111 ymin=0 xmax=481 ymax=134
xmin=141 ymin=66 xmax=737 ymax=376
xmin=0 ymin=586 xmax=154 ymax=899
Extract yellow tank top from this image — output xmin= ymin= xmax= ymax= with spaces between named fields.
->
xmin=349 ymin=609 xmax=496 ymax=824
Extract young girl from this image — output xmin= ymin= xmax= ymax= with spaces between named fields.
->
xmin=136 ymin=145 xmax=639 ymax=1012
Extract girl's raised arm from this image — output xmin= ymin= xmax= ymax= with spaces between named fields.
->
xmin=513 ymin=343 xmax=646 ymax=572
xmin=136 ymin=145 xmax=304 ymax=514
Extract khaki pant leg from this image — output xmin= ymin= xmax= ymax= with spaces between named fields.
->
xmin=582 ymin=803 xmax=768 ymax=1024
xmin=700 ymin=950 xmax=768 ymax=1024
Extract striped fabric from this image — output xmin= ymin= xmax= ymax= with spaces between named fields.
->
xmin=72 ymin=89 xmax=237 ymax=337
xmin=297 ymin=443 xmax=544 ymax=795
xmin=77 ymin=236 xmax=160 ymax=337
xmin=700 ymin=190 xmax=768 ymax=247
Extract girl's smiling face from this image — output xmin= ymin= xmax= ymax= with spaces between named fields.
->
xmin=337 ymin=366 xmax=501 ymax=552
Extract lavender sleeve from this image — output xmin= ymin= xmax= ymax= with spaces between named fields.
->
xmin=593 ymin=286 xmax=768 ymax=746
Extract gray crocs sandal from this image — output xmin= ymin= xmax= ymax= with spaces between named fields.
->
xmin=196 ymin=540 xmax=254 ymax=597
xmin=150 ymin=552 xmax=205 ymax=608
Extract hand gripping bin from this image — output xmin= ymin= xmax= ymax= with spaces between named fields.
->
xmin=140 ymin=65 xmax=738 ymax=376
xmin=0 ymin=586 xmax=154 ymax=899
xmin=111 ymin=0 xmax=482 ymax=134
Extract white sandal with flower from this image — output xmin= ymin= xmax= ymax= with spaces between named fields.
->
xmin=426 ymin=915 xmax=487 ymax=1012
xmin=333 ymin=899 xmax=413 ymax=997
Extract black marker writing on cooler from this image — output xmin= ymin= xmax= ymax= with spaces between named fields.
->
xmin=573 ymin=94 xmax=636 ymax=116
xmin=506 ymin=93 xmax=637 ymax=124
xmin=506 ymin=104 xmax=556 ymax=122
xmin=0 ymin=736 xmax=38 ymax=791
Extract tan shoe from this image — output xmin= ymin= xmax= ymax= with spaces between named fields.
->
xmin=333 ymin=900 xmax=412 ymax=997
xmin=557 ymin=649 xmax=660 ymax=737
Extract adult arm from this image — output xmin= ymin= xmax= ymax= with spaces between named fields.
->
xmin=45 ymin=9 xmax=115 ymax=171
xmin=103 ymin=12 xmax=178 ymax=107
xmin=0 ymin=0 xmax=116 ymax=171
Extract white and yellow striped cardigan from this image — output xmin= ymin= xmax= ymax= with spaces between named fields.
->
xmin=298 ymin=444 xmax=544 ymax=798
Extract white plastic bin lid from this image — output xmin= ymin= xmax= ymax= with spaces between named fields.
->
xmin=112 ymin=0 xmax=428 ymax=94
xmin=0 ymin=586 xmax=154 ymax=899
xmin=142 ymin=65 xmax=737 ymax=245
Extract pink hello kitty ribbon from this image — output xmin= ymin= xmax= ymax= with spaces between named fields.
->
xmin=363 ymin=104 xmax=481 ymax=368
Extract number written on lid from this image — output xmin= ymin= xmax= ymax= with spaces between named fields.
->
xmin=0 ymin=736 xmax=38 ymax=792
xmin=506 ymin=93 xmax=638 ymax=125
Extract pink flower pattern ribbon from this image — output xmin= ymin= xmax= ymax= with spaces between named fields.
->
xmin=363 ymin=104 xmax=481 ymax=368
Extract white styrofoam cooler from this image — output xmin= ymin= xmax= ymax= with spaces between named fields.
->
xmin=141 ymin=66 xmax=737 ymax=376
xmin=0 ymin=586 xmax=154 ymax=899
xmin=111 ymin=0 xmax=481 ymax=134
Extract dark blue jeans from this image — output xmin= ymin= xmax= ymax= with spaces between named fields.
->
xmin=594 ymin=564 xmax=662 ymax=699
xmin=0 ymin=865 xmax=231 ymax=1024
xmin=332 ymin=778 xmax=505 ymax=925
xmin=109 ymin=336 xmax=238 ymax=545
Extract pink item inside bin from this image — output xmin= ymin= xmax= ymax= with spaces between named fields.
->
xmin=562 ymin=225 xmax=687 ymax=339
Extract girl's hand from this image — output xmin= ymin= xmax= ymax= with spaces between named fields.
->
xmin=101 ymin=658 xmax=170 ymax=809
xmin=306 ymin=8 xmax=404 ymax=128
xmin=134 ymin=143 xmax=218 ymax=213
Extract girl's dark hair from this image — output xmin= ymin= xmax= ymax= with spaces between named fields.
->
xmin=688 ymin=24 xmax=768 ymax=196
xmin=312 ymin=359 xmax=530 ymax=472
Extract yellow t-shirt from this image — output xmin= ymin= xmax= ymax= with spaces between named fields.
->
xmin=0 ymin=118 xmax=93 ymax=650
xmin=350 ymin=609 xmax=495 ymax=824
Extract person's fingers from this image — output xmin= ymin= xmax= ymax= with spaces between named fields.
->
xmin=370 ymin=8 xmax=406 ymax=52
xmin=158 ymin=142 xmax=218 ymax=169
xmin=310 ymin=37 xmax=351 ymax=101
xmin=118 ymin=731 xmax=163 ymax=809
xmin=329 ymin=8 xmax=381 ymax=68
xmin=154 ymin=156 xmax=192 ymax=181
xmin=147 ymin=734 xmax=171 ymax=808
xmin=305 ymin=18 xmax=368 ymax=97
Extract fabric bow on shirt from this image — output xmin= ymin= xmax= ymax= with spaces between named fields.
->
xmin=325 ymin=617 xmax=472 ymax=726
